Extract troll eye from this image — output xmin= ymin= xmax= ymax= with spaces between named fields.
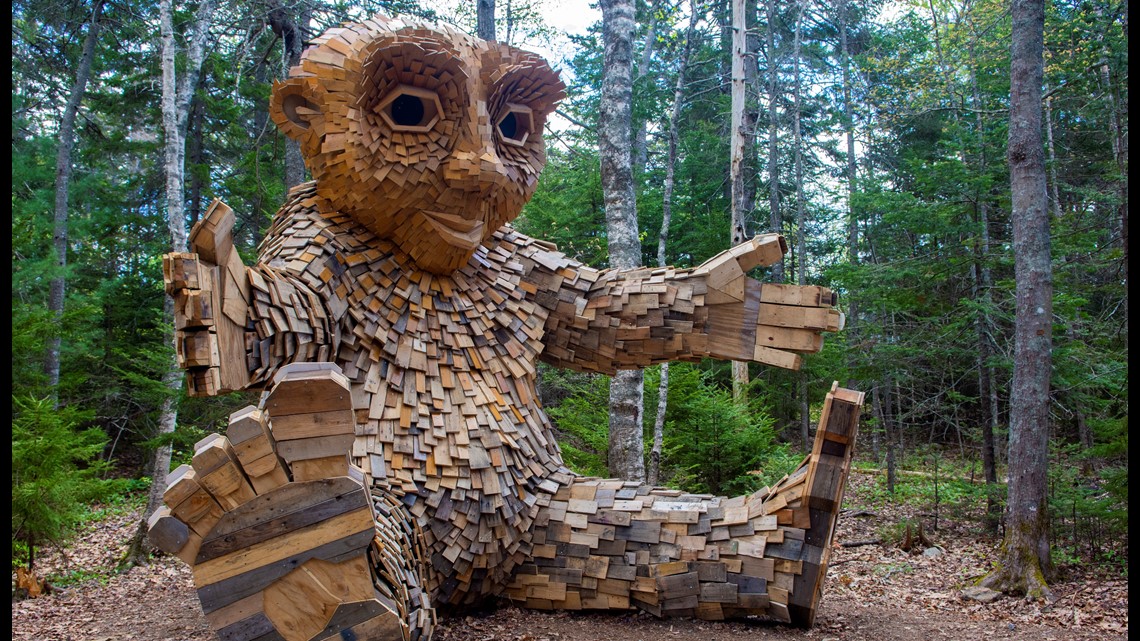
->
xmin=496 ymin=104 xmax=533 ymax=146
xmin=376 ymin=85 xmax=443 ymax=132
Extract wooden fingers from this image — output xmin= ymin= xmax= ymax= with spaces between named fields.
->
xmin=696 ymin=235 xmax=787 ymax=289
xmin=263 ymin=363 xmax=356 ymax=482
xmin=699 ymin=277 xmax=842 ymax=370
xmin=189 ymin=199 xmax=252 ymax=393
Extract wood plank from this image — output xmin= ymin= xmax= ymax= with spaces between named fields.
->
xmin=197 ymin=486 xmax=369 ymax=562
xmin=193 ymin=507 xmax=374 ymax=586
xmin=203 ymin=477 xmax=364 ymax=542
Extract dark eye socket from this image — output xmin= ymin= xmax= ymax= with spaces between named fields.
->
xmin=376 ymin=85 xmax=442 ymax=133
xmin=496 ymin=103 xmax=533 ymax=146
xmin=390 ymin=94 xmax=426 ymax=127
xmin=498 ymin=112 xmax=518 ymax=140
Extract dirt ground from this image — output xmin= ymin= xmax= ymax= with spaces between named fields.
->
xmin=11 ymin=473 xmax=1128 ymax=641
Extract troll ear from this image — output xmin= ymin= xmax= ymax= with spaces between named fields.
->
xmin=269 ymin=78 xmax=322 ymax=141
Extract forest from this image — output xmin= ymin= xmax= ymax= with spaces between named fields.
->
xmin=11 ymin=0 xmax=1127 ymax=623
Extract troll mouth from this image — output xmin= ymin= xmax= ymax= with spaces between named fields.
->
xmin=420 ymin=210 xmax=486 ymax=251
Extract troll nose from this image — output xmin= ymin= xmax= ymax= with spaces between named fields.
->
xmin=444 ymin=149 xmax=510 ymax=192
xmin=444 ymin=115 xmax=510 ymax=192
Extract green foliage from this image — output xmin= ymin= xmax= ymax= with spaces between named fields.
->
xmin=11 ymin=396 xmax=124 ymax=571
xmin=542 ymin=362 xmax=788 ymax=497
xmin=543 ymin=368 xmax=612 ymax=477
xmin=1047 ymin=441 xmax=1128 ymax=571
xmin=661 ymin=364 xmax=781 ymax=496
xmin=875 ymin=518 xmax=923 ymax=548
xmin=517 ymin=148 xmax=607 ymax=266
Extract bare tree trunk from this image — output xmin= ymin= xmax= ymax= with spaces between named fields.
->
xmin=840 ymin=0 xmax=857 ymax=268
xmin=45 ymin=0 xmax=104 ymax=404
xmin=1044 ymin=92 xmax=1062 ymax=221
xmin=742 ymin=0 xmax=760 ymax=222
xmin=871 ymin=383 xmax=885 ymax=463
xmin=477 ymin=0 xmax=496 ymax=40
xmin=793 ymin=0 xmax=809 ymax=452
xmin=838 ymin=0 xmax=859 ymax=388
xmin=730 ymin=0 xmax=750 ymax=402
xmin=1096 ymin=46 xmax=1127 ymax=289
xmin=268 ymin=0 xmax=310 ymax=189
xmin=632 ymin=0 xmax=662 ymax=174
xmin=125 ymin=0 xmax=216 ymax=567
xmin=187 ymin=95 xmax=205 ymax=227
xmin=648 ymin=0 xmax=698 ymax=487
xmin=882 ymin=372 xmax=896 ymax=493
xmin=981 ymin=0 xmax=1054 ymax=600
xmin=968 ymin=58 xmax=1001 ymax=533
xmin=600 ymin=0 xmax=646 ymax=482
xmin=765 ymin=0 xmax=782 ymax=284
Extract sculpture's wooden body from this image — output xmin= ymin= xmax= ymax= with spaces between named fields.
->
xmin=150 ymin=14 xmax=861 ymax=641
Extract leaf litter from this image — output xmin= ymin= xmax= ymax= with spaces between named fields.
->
xmin=11 ymin=474 xmax=1127 ymax=641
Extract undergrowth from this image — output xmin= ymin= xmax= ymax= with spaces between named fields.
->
xmin=847 ymin=445 xmax=1127 ymax=579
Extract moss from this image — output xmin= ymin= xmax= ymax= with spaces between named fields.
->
xmin=978 ymin=526 xmax=1055 ymax=602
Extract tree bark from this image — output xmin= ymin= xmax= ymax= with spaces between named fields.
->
xmin=125 ymin=0 xmax=216 ymax=567
xmin=793 ymin=0 xmax=808 ymax=451
xmin=268 ymin=0 xmax=310 ymax=189
xmin=969 ymin=54 xmax=1000 ymax=533
xmin=1044 ymin=92 xmax=1062 ymax=221
xmin=765 ymin=0 xmax=781 ymax=284
xmin=632 ymin=0 xmax=662 ymax=174
xmin=648 ymin=0 xmax=698 ymax=487
xmin=600 ymin=0 xmax=646 ymax=482
xmin=45 ymin=0 xmax=104 ymax=404
xmin=838 ymin=0 xmax=859 ymax=388
xmin=981 ymin=0 xmax=1054 ymax=600
xmin=478 ymin=0 xmax=496 ymax=40
xmin=730 ymin=0 xmax=750 ymax=402
xmin=187 ymin=95 xmax=205 ymax=227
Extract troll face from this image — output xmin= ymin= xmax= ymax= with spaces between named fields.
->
xmin=269 ymin=16 xmax=566 ymax=274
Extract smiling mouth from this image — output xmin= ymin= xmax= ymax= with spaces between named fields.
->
xmin=420 ymin=210 xmax=486 ymax=251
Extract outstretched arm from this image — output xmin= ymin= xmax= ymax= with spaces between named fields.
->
xmin=521 ymin=233 xmax=842 ymax=375
xmin=163 ymin=200 xmax=335 ymax=395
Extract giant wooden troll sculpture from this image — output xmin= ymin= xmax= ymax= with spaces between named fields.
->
xmin=148 ymin=14 xmax=864 ymax=641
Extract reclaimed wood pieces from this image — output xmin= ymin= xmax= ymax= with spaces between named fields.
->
xmin=154 ymin=12 xmax=860 ymax=641
xmin=504 ymin=382 xmax=864 ymax=627
xmin=268 ymin=14 xmax=564 ymax=277
xmin=151 ymin=365 xmax=431 ymax=641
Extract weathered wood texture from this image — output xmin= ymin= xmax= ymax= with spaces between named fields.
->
xmin=153 ymin=366 xmax=434 ymax=641
xmin=505 ymin=382 xmax=863 ymax=627
xmin=153 ymin=13 xmax=856 ymax=641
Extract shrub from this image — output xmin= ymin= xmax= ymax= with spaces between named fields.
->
xmin=12 ymin=396 xmax=121 ymax=573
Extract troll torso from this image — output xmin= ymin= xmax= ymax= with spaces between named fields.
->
xmin=255 ymin=183 xmax=584 ymax=605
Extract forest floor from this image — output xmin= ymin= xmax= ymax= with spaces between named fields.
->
xmin=11 ymin=470 xmax=1128 ymax=641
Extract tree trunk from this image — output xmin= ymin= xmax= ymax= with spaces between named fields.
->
xmin=981 ymin=0 xmax=1053 ymax=600
xmin=1044 ymin=92 xmax=1062 ymax=221
xmin=1095 ymin=40 xmax=1127 ymax=293
xmin=765 ymin=0 xmax=781 ymax=284
xmin=600 ymin=0 xmax=646 ymax=482
xmin=187 ymin=95 xmax=205 ymax=227
xmin=793 ymin=0 xmax=808 ymax=452
xmin=632 ymin=0 xmax=662 ymax=174
xmin=124 ymin=0 xmax=216 ymax=567
xmin=268 ymin=0 xmax=310 ymax=189
xmin=742 ymin=0 xmax=760 ymax=225
xmin=730 ymin=0 xmax=750 ymax=402
xmin=838 ymin=0 xmax=859 ymax=387
xmin=45 ymin=0 xmax=104 ymax=404
xmin=969 ymin=57 xmax=1000 ymax=533
xmin=478 ymin=0 xmax=496 ymax=40
xmin=648 ymin=0 xmax=698 ymax=487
